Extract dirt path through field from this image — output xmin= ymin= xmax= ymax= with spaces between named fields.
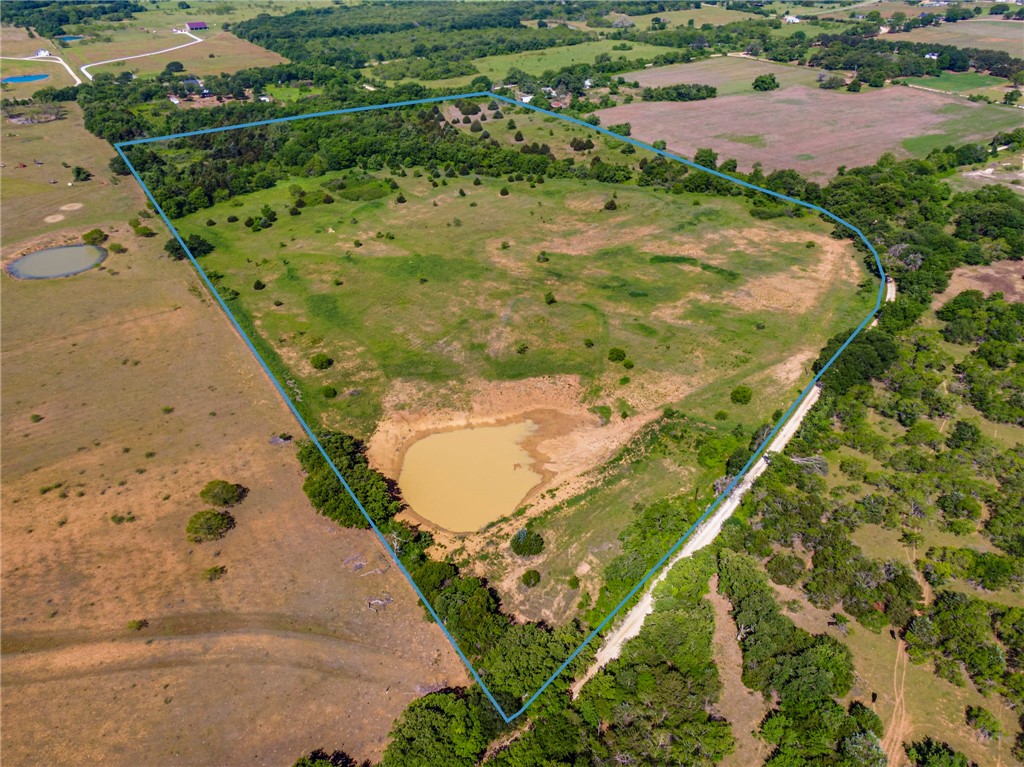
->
xmin=880 ymin=638 xmax=910 ymax=764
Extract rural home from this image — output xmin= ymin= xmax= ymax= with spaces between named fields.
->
xmin=186 ymin=21 xmax=208 ymax=31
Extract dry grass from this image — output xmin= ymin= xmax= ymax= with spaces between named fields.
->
xmin=87 ymin=30 xmax=286 ymax=78
xmin=1 ymin=117 xmax=466 ymax=766
xmin=886 ymin=19 xmax=1024 ymax=56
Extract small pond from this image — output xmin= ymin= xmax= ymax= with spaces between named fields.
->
xmin=399 ymin=421 xmax=542 ymax=533
xmin=6 ymin=244 xmax=107 ymax=279
xmin=58 ymin=35 xmax=84 ymax=42
xmin=1 ymin=74 xmax=50 ymax=84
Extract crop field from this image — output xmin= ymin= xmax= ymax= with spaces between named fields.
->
xmin=1 ymin=107 xmax=464 ymax=767
xmin=886 ymin=18 xmax=1024 ymax=55
xmin=166 ymin=103 xmax=875 ymax=621
xmin=599 ymin=69 xmax=1023 ymax=177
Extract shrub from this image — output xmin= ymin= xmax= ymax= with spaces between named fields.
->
xmin=186 ymin=509 xmax=235 ymax=542
xmin=537 ymin=252 xmax=549 ymax=262
xmin=544 ymin=292 xmax=556 ymax=305
xmin=243 ymin=216 xmax=254 ymax=227
xmin=567 ymin=574 xmax=580 ymax=590
xmin=714 ymin=410 xmax=729 ymax=421
xmin=604 ymin=199 xmax=617 ymax=210
xmin=82 ymin=228 xmax=107 ymax=246
xmin=752 ymin=74 xmax=780 ymax=91
xmin=584 ymin=338 xmax=594 ymax=348
xmin=321 ymin=385 xmax=338 ymax=399
xmin=199 ymin=479 xmax=245 ymax=507
xmin=253 ymin=279 xmax=265 ymax=290
xmin=310 ymin=353 xmax=334 ymax=370
xmin=227 ymin=215 xmax=239 ymax=223
xmin=499 ymin=187 xmax=509 ymax=196
xmin=126 ymin=619 xmax=148 ymax=631
xmin=514 ymin=131 xmax=524 ymax=142
xmin=396 ymin=194 xmax=407 ymax=204
xmin=608 ymin=347 xmax=627 ymax=363
xmin=846 ymin=79 xmax=862 ymax=92
xmin=730 ymin=385 xmax=753 ymax=405
xmin=766 ymin=553 xmax=805 ymax=586
xmin=522 ymin=569 xmax=541 ymax=587
xmin=623 ymin=359 xmax=634 ymax=370
xmin=203 ymin=565 xmax=227 ymax=582
xmin=206 ymin=218 xmax=216 ymax=226
xmin=289 ymin=206 xmax=301 ymax=216
xmin=72 ymin=165 xmax=93 ymax=182
xmin=30 ymin=413 xmax=44 ymax=423
xmin=108 ymin=243 xmax=126 ymax=254
xmin=511 ymin=528 xmax=545 ymax=556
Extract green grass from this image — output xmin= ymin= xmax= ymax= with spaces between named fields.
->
xmin=714 ymin=133 xmax=767 ymax=148
xmin=901 ymin=100 xmax=1024 ymax=156
xmin=903 ymin=71 xmax=1008 ymax=93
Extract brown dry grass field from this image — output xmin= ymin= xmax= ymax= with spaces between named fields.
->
xmin=1 ymin=114 xmax=466 ymax=766
xmin=887 ymin=19 xmax=1024 ymax=56
xmin=598 ymin=78 xmax=1019 ymax=178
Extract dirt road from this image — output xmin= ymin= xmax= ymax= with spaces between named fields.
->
xmin=570 ymin=386 xmax=821 ymax=697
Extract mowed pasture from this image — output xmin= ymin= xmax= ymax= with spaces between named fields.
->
xmin=0 ymin=58 xmax=76 ymax=99
xmin=599 ymin=66 xmax=1022 ymax=177
xmin=402 ymin=39 xmax=672 ymax=89
xmin=88 ymin=30 xmax=286 ymax=78
xmin=611 ymin=7 xmax=762 ymax=27
xmin=622 ymin=55 xmax=825 ymax=95
xmin=1 ymin=114 xmax=465 ymax=766
xmin=886 ymin=19 xmax=1024 ymax=55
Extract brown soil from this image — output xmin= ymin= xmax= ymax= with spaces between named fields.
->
xmin=932 ymin=260 xmax=1024 ymax=308
xmin=597 ymin=86 xmax=1002 ymax=178
xmin=2 ymin=128 xmax=466 ymax=764
xmin=708 ymin=575 xmax=769 ymax=767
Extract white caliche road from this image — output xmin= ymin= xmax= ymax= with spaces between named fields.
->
xmin=0 ymin=53 xmax=82 ymax=86
xmin=79 ymin=29 xmax=203 ymax=81
xmin=570 ymin=280 xmax=896 ymax=697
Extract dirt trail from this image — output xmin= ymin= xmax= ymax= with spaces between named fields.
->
xmin=880 ymin=639 xmax=910 ymax=764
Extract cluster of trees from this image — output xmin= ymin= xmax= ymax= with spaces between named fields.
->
xmin=0 ymin=0 xmax=144 ymax=38
xmin=717 ymin=550 xmax=886 ymax=766
xmin=640 ymin=82 xmax=717 ymax=101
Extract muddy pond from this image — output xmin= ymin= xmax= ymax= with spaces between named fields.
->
xmin=398 ymin=421 xmax=542 ymax=533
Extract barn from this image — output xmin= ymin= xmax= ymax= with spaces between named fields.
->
xmin=186 ymin=21 xmax=208 ymax=31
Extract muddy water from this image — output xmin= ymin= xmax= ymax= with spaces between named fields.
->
xmin=399 ymin=421 xmax=542 ymax=532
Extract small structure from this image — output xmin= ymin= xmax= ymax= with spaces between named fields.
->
xmin=924 ymin=52 xmax=940 ymax=60
xmin=783 ymin=14 xmax=801 ymax=23
xmin=34 ymin=48 xmax=50 ymax=57
xmin=611 ymin=14 xmax=634 ymax=28
xmin=185 ymin=21 xmax=208 ymax=31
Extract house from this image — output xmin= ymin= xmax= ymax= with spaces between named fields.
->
xmin=519 ymin=94 xmax=534 ymax=104
xmin=783 ymin=14 xmax=801 ymax=23
xmin=34 ymin=48 xmax=51 ymax=57
xmin=185 ymin=21 xmax=208 ymax=31
xmin=925 ymin=52 xmax=940 ymax=60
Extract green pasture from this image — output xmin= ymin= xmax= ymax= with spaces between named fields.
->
xmin=903 ymin=70 xmax=1008 ymax=93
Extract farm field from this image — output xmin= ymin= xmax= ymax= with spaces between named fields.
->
xmin=0 ymin=58 xmax=76 ymax=99
xmin=623 ymin=55 xmax=826 ymax=95
xmin=0 ymin=110 xmax=464 ymax=767
xmin=886 ymin=18 xmax=1024 ymax=55
xmin=87 ymin=30 xmax=286 ymax=78
xmin=168 ymin=103 xmax=875 ymax=622
xmin=902 ymin=70 xmax=1013 ymax=100
xmin=396 ymin=39 xmax=672 ymax=89
xmin=598 ymin=77 xmax=1022 ymax=178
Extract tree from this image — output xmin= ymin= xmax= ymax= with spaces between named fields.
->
xmin=905 ymin=738 xmax=975 ymax=767
xmin=522 ymin=569 xmax=541 ymax=587
xmin=752 ymin=74 xmax=780 ymax=92
xmin=510 ymin=529 xmax=544 ymax=555
xmin=608 ymin=347 xmax=627 ymax=363
xmin=730 ymin=386 xmax=753 ymax=405
xmin=310 ymin=353 xmax=334 ymax=370
xmin=966 ymin=705 xmax=1002 ymax=739
xmin=186 ymin=509 xmax=235 ymax=542
xmin=199 ymin=479 xmax=245 ymax=507
xmin=72 ymin=165 xmax=92 ymax=182
xmin=380 ymin=692 xmax=486 ymax=767
xmin=946 ymin=420 xmax=981 ymax=450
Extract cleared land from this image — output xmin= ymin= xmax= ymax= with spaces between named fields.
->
xmin=87 ymin=30 xmax=286 ymax=78
xmin=598 ymin=75 xmax=1022 ymax=177
xmin=886 ymin=19 xmax=1024 ymax=55
xmin=611 ymin=7 xmax=761 ymax=27
xmin=170 ymin=105 xmax=874 ymax=623
xmin=622 ymin=55 xmax=826 ymax=94
xmin=932 ymin=260 xmax=1024 ymax=306
xmin=1 ymin=113 xmax=465 ymax=766
xmin=0 ymin=57 xmax=77 ymax=99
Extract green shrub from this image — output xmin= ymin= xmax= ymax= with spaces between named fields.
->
xmin=186 ymin=509 xmax=235 ymax=543
xmin=253 ymin=279 xmax=266 ymax=290
xmin=766 ymin=553 xmax=805 ymax=586
xmin=511 ymin=528 xmax=545 ymax=556
xmin=730 ymin=385 xmax=753 ymax=405
xmin=203 ymin=565 xmax=227 ymax=582
xmin=322 ymin=385 xmax=338 ymax=399
xmin=522 ymin=569 xmax=541 ymax=587
xmin=199 ymin=479 xmax=245 ymax=507
xmin=82 ymin=228 xmax=107 ymax=246
xmin=126 ymin=619 xmax=148 ymax=631
xmin=310 ymin=353 xmax=334 ymax=370
xmin=108 ymin=243 xmax=127 ymax=254
xmin=227 ymin=215 xmax=239 ymax=223
xmin=544 ymin=292 xmax=556 ymax=305
xmin=568 ymin=574 xmax=580 ymax=590
xmin=500 ymin=187 xmax=509 ymax=196
xmin=608 ymin=347 xmax=627 ymax=363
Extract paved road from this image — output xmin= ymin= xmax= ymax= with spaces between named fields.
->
xmin=0 ymin=53 xmax=82 ymax=86
xmin=80 ymin=29 xmax=203 ymax=81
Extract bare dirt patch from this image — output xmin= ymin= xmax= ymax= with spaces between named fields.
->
xmin=932 ymin=260 xmax=1024 ymax=307
xmin=42 ymin=214 xmax=64 ymax=223
xmin=59 ymin=202 xmax=84 ymax=211
xmin=597 ymin=86 xmax=1003 ymax=179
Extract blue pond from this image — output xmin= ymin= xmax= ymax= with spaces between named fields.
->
xmin=58 ymin=35 xmax=84 ymax=41
xmin=6 ymin=245 xmax=107 ymax=279
xmin=1 ymin=74 xmax=50 ymax=84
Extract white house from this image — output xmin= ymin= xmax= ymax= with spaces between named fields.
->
xmin=783 ymin=15 xmax=801 ymax=23
xmin=520 ymin=94 xmax=534 ymax=104
xmin=34 ymin=48 xmax=51 ymax=57
xmin=925 ymin=52 xmax=940 ymax=60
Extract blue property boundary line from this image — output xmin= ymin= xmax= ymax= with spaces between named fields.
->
xmin=116 ymin=91 xmax=887 ymax=723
